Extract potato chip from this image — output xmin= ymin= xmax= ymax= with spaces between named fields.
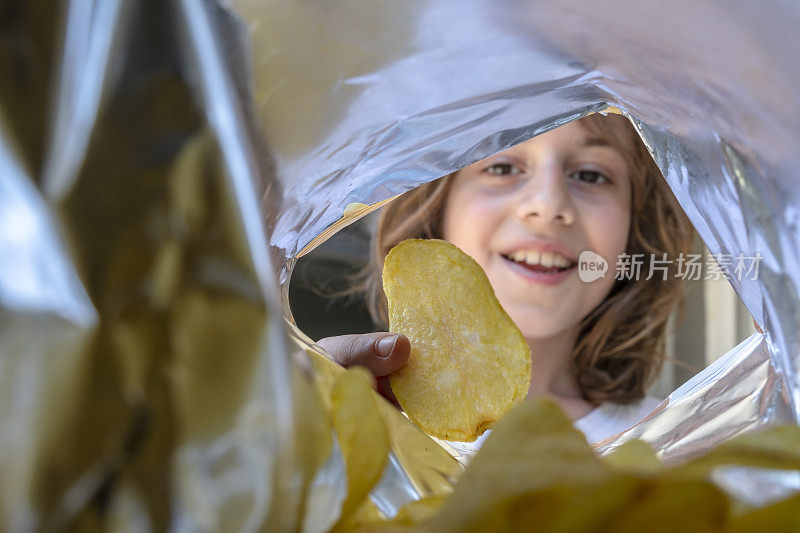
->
xmin=602 ymin=440 xmax=663 ymax=476
xmin=729 ymin=492 xmax=800 ymax=533
xmin=391 ymin=495 xmax=449 ymax=526
xmin=383 ymin=239 xmax=531 ymax=442
xmin=663 ymin=424 xmax=800 ymax=481
xmin=426 ymin=398 xmax=611 ymax=531
xmin=330 ymin=367 xmax=391 ymax=525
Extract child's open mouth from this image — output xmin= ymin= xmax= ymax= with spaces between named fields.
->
xmin=500 ymin=250 xmax=577 ymax=276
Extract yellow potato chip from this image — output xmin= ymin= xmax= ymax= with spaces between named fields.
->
xmin=330 ymin=367 xmax=390 ymax=524
xmin=602 ymin=440 xmax=663 ymax=476
xmin=729 ymin=492 xmax=800 ymax=533
xmin=383 ymin=239 xmax=531 ymax=442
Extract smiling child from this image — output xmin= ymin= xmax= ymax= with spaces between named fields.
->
xmin=319 ymin=113 xmax=694 ymax=444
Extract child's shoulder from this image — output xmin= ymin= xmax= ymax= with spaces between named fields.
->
xmin=574 ymin=395 xmax=662 ymax=443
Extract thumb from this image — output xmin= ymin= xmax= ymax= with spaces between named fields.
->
xmin=317 ymin=332 xmax=410 ymax=377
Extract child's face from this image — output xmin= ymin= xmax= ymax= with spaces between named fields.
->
xmin=442 ymin=118 xmax=632 ymax=342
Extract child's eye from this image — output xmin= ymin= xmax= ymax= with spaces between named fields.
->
xmin=484 ymin=163 xmax=522 ymax=176
xmin=570 ymin=170 xmax=609 ymax=184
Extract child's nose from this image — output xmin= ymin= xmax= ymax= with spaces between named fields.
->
xmin=514 ymin=169 xmax=576 ymax=225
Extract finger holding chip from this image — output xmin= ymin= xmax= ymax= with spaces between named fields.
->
xmin=318 ymin=332 xmax=410 ymax=407
xmin=318 ymin=332 xmax=411 ymax=378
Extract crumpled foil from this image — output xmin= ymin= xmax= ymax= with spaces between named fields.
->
xmin=233 ymin=0 xmax=800 ymax=508
xmin=0 ymin=0 xmax=302 ymax=528
xmin=1 ymin=0 xmax=798 ymax=528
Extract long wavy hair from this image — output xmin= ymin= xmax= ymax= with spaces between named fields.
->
xmin=351 ymin=113 xmax=695 ymax=405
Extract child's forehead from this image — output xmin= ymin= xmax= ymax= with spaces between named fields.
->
xmin=498 ymin=120 xmax=630 ymax=158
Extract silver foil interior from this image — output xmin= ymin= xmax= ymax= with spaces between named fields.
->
xmin=1 ymin=0 xmax=799 ymax=526
xmin=235 ymin=0 xmax=800 ymax=507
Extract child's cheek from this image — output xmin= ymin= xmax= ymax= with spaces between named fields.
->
xmin=464 ymin=186 xmax=514 ymax=216
xmin=595 ymin=209 xmax=631 ymax=266
xmin=443 ymin=191 xmax=504 ymax=256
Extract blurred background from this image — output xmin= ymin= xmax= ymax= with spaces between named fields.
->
xmin=289 ymin=210 xmax=756 ymax=398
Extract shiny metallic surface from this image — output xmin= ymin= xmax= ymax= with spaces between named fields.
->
xmin=594 ymin=334 xmax=794 ymax=463
xmin=710 ymin=467 xmax=800 ymax=509
xmin=2 ymin=0 xmax=799 ymax=526
xmin=0 ymin=0 xmax=309 ymax=528
xmin=229 ymin=0 xmax=800 ymax=506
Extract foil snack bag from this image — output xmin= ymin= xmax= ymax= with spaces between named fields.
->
xmin=1 ymin=0 xmax=799 ymax=529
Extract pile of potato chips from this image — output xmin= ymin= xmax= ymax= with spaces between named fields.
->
xmin=303 ymin=353 xmax=800 ymax=531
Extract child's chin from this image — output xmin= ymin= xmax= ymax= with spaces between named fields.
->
xmin=514 ymin=315 xmax=576 ymax=341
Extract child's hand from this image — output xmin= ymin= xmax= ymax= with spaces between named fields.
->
xmin=317 ymin=332 xmax=410 ymax=407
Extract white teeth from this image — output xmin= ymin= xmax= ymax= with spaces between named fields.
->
xmin=524 ymin=250 xmax=540 ymax=265
xmin=508 ymin=249 xmax=572 ymax=268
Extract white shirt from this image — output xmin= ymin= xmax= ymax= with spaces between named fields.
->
xmin=439 ymin=396 xmax=663 ymax=462
xmin=573 ymin=395 xmax=662 ymax=444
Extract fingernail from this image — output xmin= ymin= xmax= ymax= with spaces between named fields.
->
xmin=376 ymin=334 xmax=399 ymax=358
